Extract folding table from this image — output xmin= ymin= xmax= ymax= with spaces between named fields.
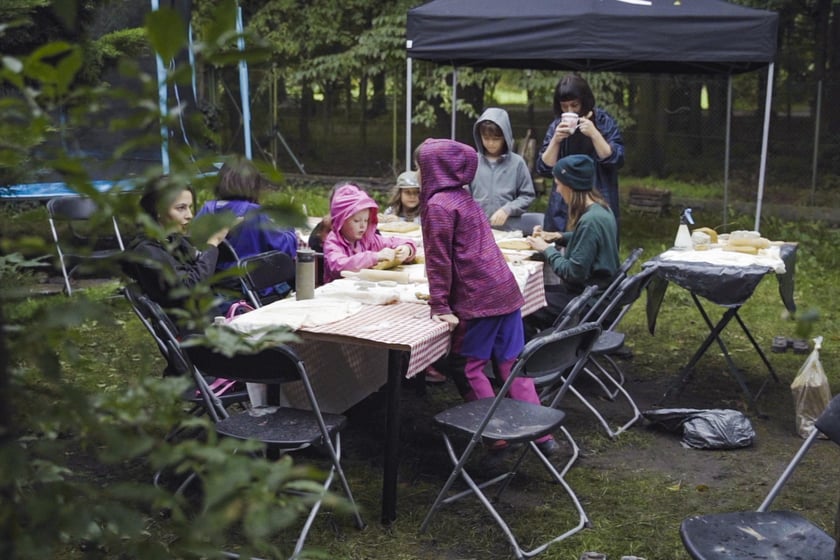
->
xmin=643 ymin=244 xmax=797 ymax=411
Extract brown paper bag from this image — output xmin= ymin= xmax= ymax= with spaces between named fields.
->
xmin=790 ymin=336 xmax=831 ymax=438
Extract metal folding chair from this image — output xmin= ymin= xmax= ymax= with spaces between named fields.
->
xmin=47 ymin=195 xmax=125 ymax=295
xmin=557 ymin=266 xmax=658 ymax=438
xmin=185 ymin=341 xmax=366 ymax=558
xmin=420 ymin=323 xmax=601 ymax=559
xmin=679 ymin=392 xmax=840 ymax=559
xmin=237 ymin=249 xmax=296 ymax=308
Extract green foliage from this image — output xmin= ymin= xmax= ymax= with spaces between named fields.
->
xmin=0 ymin=6 xmax=333 ymax=559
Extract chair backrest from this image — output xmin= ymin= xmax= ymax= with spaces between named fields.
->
xmin=47 ymin=196 xmax=125 ymax=250
xmin=523 ymin=322 xmax=602 ymax=408
xmin=124 ymin=283 xmax=168 ymax=359
xmin=815 ymin=392 xmax=840 ymax=445
xmin=581 ymin=247 xmax=644 ymax=324
xmin=595 ymin=265 xmax=659 ymax=332
xmin=47 ymin=196 xmax=125 ymax=294
xmin=551 ymin=284 xmax=600 ymax=331
xmin=238 ymin=250 xmax=296 ymax=307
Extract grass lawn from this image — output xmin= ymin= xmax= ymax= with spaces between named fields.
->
xmin=3 ymin=186 xmax=839 ymax=559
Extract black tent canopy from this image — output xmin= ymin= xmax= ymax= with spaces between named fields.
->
xmin=405 ymin=0 xmax=779 ymax=228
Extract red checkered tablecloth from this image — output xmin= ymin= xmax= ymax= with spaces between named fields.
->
xmin=302 ymin=302 xmax=451 ymax=378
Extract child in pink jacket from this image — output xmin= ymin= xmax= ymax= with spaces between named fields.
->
xmin=416 ymin=138 xmax=559 ymax=456
xmin=322 ymin=183 xmax=416 ymax=283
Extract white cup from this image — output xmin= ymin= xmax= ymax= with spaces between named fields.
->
xmin=561 ymin=112 xmax=579 ymax=134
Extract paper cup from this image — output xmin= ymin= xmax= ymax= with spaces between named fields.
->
xmin=561 ymin=112 xmax=578 ymax=134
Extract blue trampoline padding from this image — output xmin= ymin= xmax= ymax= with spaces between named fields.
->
xmin=0 ymin=179 xmax=137 ymax=200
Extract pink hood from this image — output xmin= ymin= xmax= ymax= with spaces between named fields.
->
xmin=417 ymin=139 xmax=478 ymax=206
xmin=329 ymin=184 xmax=379 ymax=243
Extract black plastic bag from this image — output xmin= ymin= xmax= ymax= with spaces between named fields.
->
xmin=643 ymin=408 xmax=755 ymax=449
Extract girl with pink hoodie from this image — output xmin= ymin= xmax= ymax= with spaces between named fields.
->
xmin=322 ymin=184 xmax=417 ymax=284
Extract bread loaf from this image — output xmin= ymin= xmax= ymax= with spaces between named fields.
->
xmin=497 ymin=238 xmax=532 ymax=251
xmin=378 ymin=221 xmax=420 ymax=233
xmin=728 ymin=236 xmax=770 ymax=249
xmin=723 ymin=245 xmax=759 ymax=255
xmin=693 ymin=227 xmax=718 ymax=244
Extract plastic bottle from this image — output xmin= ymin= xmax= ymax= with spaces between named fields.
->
xmin=673 ymin=207 xmax=694 ymax=250
xmin=295 ymin=248 xmax=316 ymax=300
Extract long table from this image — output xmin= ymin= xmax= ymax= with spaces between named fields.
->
xmin=229 ymin=260 xmax=546 ymax=524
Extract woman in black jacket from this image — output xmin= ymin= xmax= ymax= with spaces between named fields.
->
xmin=126 ymin=177 xmax=233 ymax=319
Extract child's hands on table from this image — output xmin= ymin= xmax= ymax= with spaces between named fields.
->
xmin=377 ymin=247 xmax=396 ymax=262
xmin=433 ymin=313 xmax=459 ymax=331
xmin=527 ymin=235 xmax=550 ymax=252
xmin=394 ymin=244 xmax=412 ymax=263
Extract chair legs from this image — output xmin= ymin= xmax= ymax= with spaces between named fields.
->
xmin=420 ymin=429 xmax=589 ymax=559
xmin=547 ymin=360 xmax=642 ymax=439
xmin=291 ymin=433 xmax=365 ymax=558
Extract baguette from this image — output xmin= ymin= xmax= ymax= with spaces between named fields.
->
xmin=723 ymin=244 xmax=759 ymax=255
xmin=728 ymin=236 xmax=770 ymax=249
xmin=378 ymin=221 xmax=420 ymax=233
xmin=497 ymin=238 xmax=532 ymax=251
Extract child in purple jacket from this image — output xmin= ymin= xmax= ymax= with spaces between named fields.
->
xmin=322 ymin=183 xmax=416 ymax=284
xmin=196 ymin=155 xmax=298 ymax=261
xmin=416 ymin=138 xmax=558 ymax=456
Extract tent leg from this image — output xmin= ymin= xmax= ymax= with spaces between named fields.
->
xmin=405 ymin=55 xmax=413 ymax=172
xmin=450 ymin=67 xmax=458 ymax=140
xmin=724 ymin=76 xmax=732 ymax=229
xmin=755 ymin=62 xmax=774 ymax=232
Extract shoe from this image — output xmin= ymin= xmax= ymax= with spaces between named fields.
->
xmin=579 ymin=553 xmax=607 ymax=560
xmin=536 ymin=438 xmax=561 ymax=458
xmin=771 ymin=335 xmax=788 ymax=353
xmin=792 ymin=339 xmax=810 ymax=354
xmin=424 ymin=366 xmax=447 ymax=384
xmin=486 ymin=439 xmax=509 ymax=452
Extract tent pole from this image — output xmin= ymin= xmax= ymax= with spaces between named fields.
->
xmin=236 ymin=4 xmax=252 ymax=160
xmin=810 ymin=79 xmax=822 ymax=205
xmin=405 ymin=54 xmax=413 ymax=172
xmin=723 ymin=76 xmax=732 ymax=228
xmin=150 ymin=0 xmax=170 ymax=174
xmin=451 ymin=67 xmax=458 ymax=140
xmin=754 ymin=63 xmax=774 ymax=232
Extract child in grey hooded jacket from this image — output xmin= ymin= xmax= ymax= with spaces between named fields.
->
xmin=470 ymin=107 xmax=535 ymax=231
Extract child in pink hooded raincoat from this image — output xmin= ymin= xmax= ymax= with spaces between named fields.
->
xmin=322 ymin=183 xmax=416 ymax=284
xmin=416 ymin=138 xmax=558 ymax=455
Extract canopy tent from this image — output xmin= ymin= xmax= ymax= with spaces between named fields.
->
xmin=405 ymin=0 xmax=779 ymax=230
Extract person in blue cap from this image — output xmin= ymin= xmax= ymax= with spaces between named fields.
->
xmin=524 ymin=154 xmax=619 ymax=339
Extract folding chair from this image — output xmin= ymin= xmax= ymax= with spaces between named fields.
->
xmin=47 ymin=195 xmax=126 ymax=295
xmin=679 ymin=392 xmax=840 ymax=559
xmin=237 ymin=249 xmax=296 ymax=308
xmin=122 ymin=284 xmax=249 ymax=411
xmin=420 ymin=323 xmax=601 ymax=560
xmin=185 ymin=341 xmax=366 ymax=558
xmin=557 ymin=266 xmax=658 ymax=438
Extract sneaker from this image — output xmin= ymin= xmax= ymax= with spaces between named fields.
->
xmin=536 ymin=438 xmax=561 ymax=458
xmin=579 ymin=553 xmax=607 ymax=560
xmin=424 ymin=365 xmax=448 ymax=384
xmin=792 ymin=339 xmax=810 ymax=354
xmin=771 ymin=335 xmax=788 ymax=353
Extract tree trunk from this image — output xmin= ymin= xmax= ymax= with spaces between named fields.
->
xmin=360 ymin=74 xmax=368 ymax=146
xmin=299 ymin=83 xmax=312 ymax=155
xmin=369 ymin=72 xmax=387 ymax=118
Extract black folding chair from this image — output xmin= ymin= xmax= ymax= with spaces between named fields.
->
xmin=47 ymin=196 xmax=125 ymax=295
xmin=122 ymin=284 xmax=248 ymax=411
xmin=555 ymin=266 xmax=658 ymax=438
xmin=237 ymin=249 xmax=296 ymax=308
xmin=679 ymin=392 xmax=840 ymax=559
xmin=184 ymin=341 xmax=366 ymax=558
xmin=420 ymin=323 xmax=601 ymax=559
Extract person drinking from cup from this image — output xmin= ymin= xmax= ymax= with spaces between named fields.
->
xmin=536 ymin=74 xmax=625 ymax=240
